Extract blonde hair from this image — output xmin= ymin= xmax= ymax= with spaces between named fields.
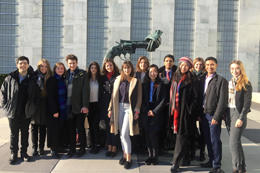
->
xmin=193 ymin=57 xmax=205 ymax=72
xmin=136 ymin=56 xmax=149 ymax=72
xmin=37 ymin=58 xmax=52 ymax=88
xmin=230 ymin=60 xmax=249 ymax=91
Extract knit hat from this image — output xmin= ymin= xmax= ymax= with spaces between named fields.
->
xmin=179 ymin=56 xmax=193 ymax=69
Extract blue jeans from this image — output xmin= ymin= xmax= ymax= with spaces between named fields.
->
xmin=202 ymin=113 xmax=222 ymax=168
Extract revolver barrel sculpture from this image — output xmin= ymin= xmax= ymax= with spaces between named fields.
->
xmin=104 ymin=30 xmax=163 ymax=61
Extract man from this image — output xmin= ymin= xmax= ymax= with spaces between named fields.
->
xmin=158 ymin=54 xmax=177 ymax=151
xmin=0 ymin=56 xmax=33 ymax=164
xmin=201 ymin=57 xmax=228 ymax=173
xmin=65 ymin=54 xmax=89 ymax=157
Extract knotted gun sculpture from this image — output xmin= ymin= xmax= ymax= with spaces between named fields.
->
xmin=104 ymin=30 xmax=163 ymax=61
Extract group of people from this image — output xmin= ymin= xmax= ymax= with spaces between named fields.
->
xmin=0 ymin=54 xmax=251 ymax=173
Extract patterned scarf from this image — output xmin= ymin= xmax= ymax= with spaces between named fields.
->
xmin=170 ymin=74 xmax=187 ymax=134
xmin=55 ymin=74 xmax=67 ymax=120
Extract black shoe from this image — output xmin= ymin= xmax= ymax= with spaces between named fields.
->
xmin=32 ymin=150 xmax=38 ymax=156
xmin=209 ymin=167 xmax=225 ymax=173
xmin=9 ymin=153 xmax=18 ymax=165
xmin=77 ymin=149 xmax=86 ymax=157
xmin=39 ymin=149 xmax=45 ymax=155
xmin=89 ymin=147 xmax=99 ymax=154
xmin=110 ymin=151 xmax=117 ymax=158
xmin=21 ymin=153 xmax=32 ymax=162
xmin=124 ymin=160 xmax=132 ymax=169
xmin=67 ymin=150 xmax=76 ymax=158
xmin=51 ymin=150 xmax=60 ymax=159
xmin=170 ymin=164 xmax=179 ymax=173
xmin=181 ymin=159 xmax=190 ymax=166
xmin=105 ymin=151 xmax=112 ymax=157
xmin=145 ymin=157 xmax=152 ymax=165
xmin=119 ymin=157 xmax=126 ymax=165
xmin=201 ymin=161 xmax=213 ymax=168
xmin=151 ymin=157 xmax=159 ymax=165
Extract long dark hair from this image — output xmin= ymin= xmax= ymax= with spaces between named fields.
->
xmin=101 ymin=58 xmax=119 ymax=75
xmin=87 ymin=61 xmax=101 ymax=80
xmin=173 ymin=68 xmax=193 ymax=85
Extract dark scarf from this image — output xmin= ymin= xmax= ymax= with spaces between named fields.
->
xmin=170 ymin=74 xmax=187 ymax=134
xmin=55 ymin=73 xmax=67 ymax=120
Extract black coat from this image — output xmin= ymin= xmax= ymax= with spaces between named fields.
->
xmin=99 ymin=73 xmax=119 ymax=120
xmin=46 ymin=76 xmax=60 ymax=117
xmin=235 ymin=82 xmax=252 ymax=121
xmin=0 ymin=69 xmax=33 ymax=119
xmin=203 ymin=73 xmax=228 ymax=122
xmin=169 ymin=74 xmax=198 ymax=136
xmin=141 ymin=79 xmax=167 ymax=131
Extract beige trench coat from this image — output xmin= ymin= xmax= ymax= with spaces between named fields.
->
xmin=108 ymin=76 xmax=142 ymax=136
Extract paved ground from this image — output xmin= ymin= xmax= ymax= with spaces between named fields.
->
xmin=0 ymin=102 xmax=260 ymax=173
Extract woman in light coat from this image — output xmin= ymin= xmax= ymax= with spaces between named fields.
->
xmin=108 ymin=61 xmax=142 ymax=169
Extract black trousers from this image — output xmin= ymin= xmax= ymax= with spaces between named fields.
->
xmin=31 ymin=124 xmax=46 ymax=151
xmin=172 ymin=134 xmax=189 ymax=166
xmin=8 ymin=118 xmax=30 ymax=154
xmin=67 ymin=113 xmax=86 ymax=151
xmin=88 ymin=102 xmax=100 ymax=147
xmin=105 ymin=117 xmax=119 ymax=146
xmin=145 ymin=129 xmax=159 ymax=157
xmin=47 ymin=117 xmax=65 ymax=151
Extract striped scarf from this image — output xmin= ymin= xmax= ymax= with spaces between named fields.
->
xmin=170 ymin=74 xmax=187 ymax=134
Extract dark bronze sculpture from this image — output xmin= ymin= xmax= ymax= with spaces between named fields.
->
xmin=104 ymin=30 xmax=163 ymax=61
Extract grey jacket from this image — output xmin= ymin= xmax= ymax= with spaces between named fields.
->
xmin=203 ymin=73 xmax=228 ymax=122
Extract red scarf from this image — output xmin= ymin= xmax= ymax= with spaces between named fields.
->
xmin=106 ymin=71 xmax=114 ymax=80
xmin=170 ymin=74 xmax=187 ymax=134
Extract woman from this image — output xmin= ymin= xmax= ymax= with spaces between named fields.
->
xmin=100 ymin=58 xmax=120 ymax=157
xmin=191 ymin=57 xmax=207 ymax=162
xmin=228 ymin=60 xmax=252 ymax=173
xmin=169 ymin=57 xmax=198 ymax=173
xmin=108 ymin=61 xmax=142 ymax=169
xmin=135 ymin=56 xmax=150 ymax=83
xmin=87 ymin=61 xmax=102 ymax=154
xmin=141 ymin=64 xmax=166 ymax=165
xmin=46 ymin=62 xmax=67 ymax=158
xmin=29 ymin=58 xmax=52 ymax=156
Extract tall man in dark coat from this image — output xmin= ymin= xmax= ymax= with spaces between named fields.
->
xmin=65 ymin=54 xmax=90 ymax=157
xmin=201 ymin=57 xmax=228 ymax=173
xmin=0 ymin=56 xmax=33 ymax=164
xmin=158 ymin=54 xmax=177 ymax=150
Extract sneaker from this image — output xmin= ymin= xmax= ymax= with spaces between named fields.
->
xmin=9 ymin=153 xmax=18 ymax=165
xmin=119 ymin=157 xmax=126 ymax=165
xmin=201 ymin=161 xmax=213 ymax=168
xmin=21 ymin=153 xmax=32 ymax=162
xmin=124 ymin=160 xmax=132 ymax=169
xmin=145 ymin=157 xmax=152 ymax=165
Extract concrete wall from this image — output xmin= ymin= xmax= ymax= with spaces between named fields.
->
xmin=17 ymin=0 xmax=42 ymax=69
xmin=150 ymin=0 xmax=175 ymax=67
xmin=63 ymin=0 xmax=87 ymax=69
xmin=238 ymin=1 xmax=260 ymax=91
xmin=194 ymin=0 xmax=218 ymax=59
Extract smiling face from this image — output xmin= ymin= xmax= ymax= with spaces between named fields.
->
xmin=179 ymin=62 xmax=190 ymax=74
xmin=90 ymin=64 xmax=97 ymax=75
xmin=39 ymin=62 xmax=48 ymax=74
xmin=194 ymin=61 xmax=204 ymax=72
xmin=123 ymin=64 xmax=132 ymax=76
xmin=230 ymin=63 xmax=241 ymax=78
xmin=205 ymin=60 xmax=217 ymax=75
xmin=67 ymin=59 xmax=78 ymax=72
xmin=17 ymin=60 xmax=29 ymax=74
xmin=105 ymin=62 xmax=114 ymax=73
xmin=149 ymin=67 xmax=158 ymax=81
xmin=139 ymin=59 xmax=148 ymax=72
xmin=55 ymin=64 xmax=65 ymax=76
